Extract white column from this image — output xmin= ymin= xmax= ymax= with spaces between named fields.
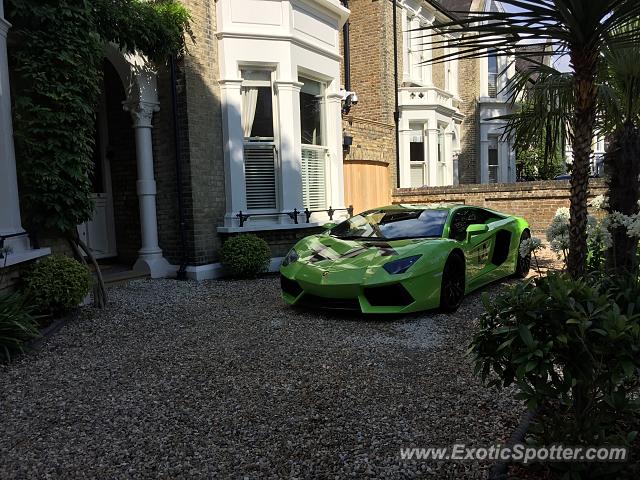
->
xmin=426 ymin=126 xmax=439 ymax=186
xmin=124 ymin=100 xmax=170 ymax=278
xmin=445 ymin=130 xmax=454 ymax=186
xmin=219 ymin=79 xmax=246 ymax=226
xmin=401 ymin=10 xmax=410 ymax=82
xmin=508 ymin=136 xmax=517 ymax=182
xmin=480 ymin=140 xmax=489 ymax=183
xmin=0 ymin=10 xmax=28 ymax=255
xmin=274 ymin=80 xmax=304 ymax=220
xmin=399 ymin=126 xmax=412 ymax=188
xmin=325 ymin=92 xmax=346 ymax=216
xmin=423 ymin=24 xmax=433 ymax=85
xmin=499 ymin=136 xmax=510 ymax=183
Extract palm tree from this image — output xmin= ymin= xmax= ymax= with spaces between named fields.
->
xmin=597 ymin=21 xmax=640 ymax=273
xmin=497 ymin=50 xmax=640 ymax=274
xmin=424 ymin=0 xmax=640 ymax=277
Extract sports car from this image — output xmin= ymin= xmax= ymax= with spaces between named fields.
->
xmin=279 ymin=204 xmax=531 ymax=314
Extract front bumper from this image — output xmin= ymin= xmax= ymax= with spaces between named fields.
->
xmin=279 ymin=267 xmax=442 ymax=314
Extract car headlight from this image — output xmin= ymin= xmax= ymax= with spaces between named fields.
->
xmin=383 ymin=255 xmax=422 ymax=275
xmin=282 ymin=248 xmax=299 ymax=267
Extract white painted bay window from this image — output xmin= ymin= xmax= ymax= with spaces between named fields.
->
xmin=299 ymin=76 xmax=328 ymax=211
xmin=241 ymin=69 xmax=278 ymax=211
xmin=409 ymin=125 xmax=426 ymax=187
xmin=216 ymin=0 xmax=348 ymax=231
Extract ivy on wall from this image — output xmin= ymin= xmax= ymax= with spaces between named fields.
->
xmin=7 ymin=0 xmax=191 ymax=235
xmin=6 ymin=0 xmax=191 ymax=306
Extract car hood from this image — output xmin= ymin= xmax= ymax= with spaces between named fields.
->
xmin=292 ymin=234 xmax=443 ymax=271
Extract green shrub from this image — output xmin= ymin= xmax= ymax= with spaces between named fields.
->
xmin=23 ymin=255 xmax=92 ymax=315
xmin=469 ymin=273 xmax=640 ymax=475
xmin=221 ymin=234 xmax=271 ymax=278
xmin=0 ymin=293 xmax=39 ymax=361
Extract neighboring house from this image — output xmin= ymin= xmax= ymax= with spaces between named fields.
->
xmin=565 ymin=134 xmax=607 ymax=177
xmin=1 ymin=0 xmax=350 ymax=280
xmin=341 ymin=0 xmax=519 ymax=214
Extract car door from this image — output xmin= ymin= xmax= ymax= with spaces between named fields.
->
xmin=451 ymin=208 xmax=495 ymax=285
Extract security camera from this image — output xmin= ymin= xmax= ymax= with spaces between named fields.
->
xmin=339 ymin=89 xmax=359 ymax=115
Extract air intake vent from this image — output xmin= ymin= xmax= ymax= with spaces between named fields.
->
xmin=364 ymin=284 xmax=414 ymax=307
xmin=280 ymin=275 xmax=303 ymax=297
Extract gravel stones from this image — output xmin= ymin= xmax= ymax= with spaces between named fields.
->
xmin=0 ymin=274 xmax=526 ymax=479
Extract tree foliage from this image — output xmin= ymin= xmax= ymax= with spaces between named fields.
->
xmin=7 ymin=0 xmax=191 ymax=235
xmin=422 ymin=0 xmax=640 ymax=278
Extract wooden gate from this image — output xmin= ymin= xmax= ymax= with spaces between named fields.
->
xmin=344 ymin=159 xmax=391 ymax=215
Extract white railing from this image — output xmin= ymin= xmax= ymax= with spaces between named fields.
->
xmin=301 ymin=145 xmax=328 ymax=210
xmin=243 ymin=142 xmax=277 ymax=210
xmin=399 ymin=86 xmax=457 ymax=110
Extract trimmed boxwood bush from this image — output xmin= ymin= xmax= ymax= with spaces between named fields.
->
xmin=0 ymin=293 xmax=39 ymax=362
xmin=221 ymin=234 xmax=271 ymax=278
xmin=23 ymin=255 xmax=92 ymax=315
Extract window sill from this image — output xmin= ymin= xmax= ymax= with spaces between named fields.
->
xmin=0 ymin=248 xmax=51 ymax=268
xmin=217 ymin=222 xmax=326 ymax=234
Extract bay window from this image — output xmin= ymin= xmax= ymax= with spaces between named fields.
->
xmin=299 ymin=76 xmax=327 ymax=210
xmin=409 ymin=125 xmax=426 ymax=187
xmin=241 ymin=69 xmax=278 ymax=210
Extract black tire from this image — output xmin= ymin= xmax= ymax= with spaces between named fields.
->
xmin=440 ymin=253 xmax=465 ymax=313
xmin=514 ymin=230 xmax=532 ymax=278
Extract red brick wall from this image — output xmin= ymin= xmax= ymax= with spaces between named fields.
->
xmin=392 ymin=180 xmax=608 ymax=233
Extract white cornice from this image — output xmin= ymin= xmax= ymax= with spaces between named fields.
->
xmin=215 ymin=31 xmax=342 ymax=62
xmin=0 ymin=17 xmax=11 ymax=38
xmin=301 ymin=0 xmax=350 ymax=27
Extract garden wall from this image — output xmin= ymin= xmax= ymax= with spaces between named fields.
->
xmin=393 ymin=179 xmax=607 ymax=233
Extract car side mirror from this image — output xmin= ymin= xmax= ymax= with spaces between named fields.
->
xmin=323 ymin=222 xmax=337 ymax=230
xmin=466 ymin=223 xmax=488 ymax=242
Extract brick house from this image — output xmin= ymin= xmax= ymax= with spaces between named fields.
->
xmin=342 ymin=0 xmax=518 ymax=214
xmin=0 ymin=0 xmax=525 ymax=282
xmin=1 ymin=0 xmax=351 ymax=280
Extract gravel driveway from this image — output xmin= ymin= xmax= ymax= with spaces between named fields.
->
xmin=0 ymin=275 xmax=525 ymax=479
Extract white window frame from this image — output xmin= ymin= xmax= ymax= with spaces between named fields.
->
xmin=241 ymin=68 xmax=281 ymax=212
xmin=298 ymin=74 xmax=329 ymax=210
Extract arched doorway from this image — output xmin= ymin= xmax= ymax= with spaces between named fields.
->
xmin=79 ymin=59 xmax=141 ymax=263
xmin=78 ymin=45 xmax=171 ymax=278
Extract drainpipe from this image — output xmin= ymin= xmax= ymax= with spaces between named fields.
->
xmin=341 ymin=0 xmax=351 ymax=91
xmin=392 ymin=0 xmax=400 ymax=188
xmin=170 ymin=55 xmax=188 ymax=280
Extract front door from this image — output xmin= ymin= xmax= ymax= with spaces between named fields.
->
xmin=78 ymin=90 xmax=117 ymax=259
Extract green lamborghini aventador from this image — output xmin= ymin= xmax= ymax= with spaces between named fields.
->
xmin=279 ymin=204 xmax=531 ymax=314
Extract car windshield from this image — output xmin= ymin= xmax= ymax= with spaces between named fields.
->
xmin=330 ymin=209 xmax=449 ymax=240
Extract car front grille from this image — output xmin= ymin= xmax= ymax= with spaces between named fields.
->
xmin=363 ymin=284 xmax=414 ymax=307
xmin=298 ymin=294 xmax=361 ymax=311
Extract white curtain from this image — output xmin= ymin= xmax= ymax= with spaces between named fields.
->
xmin=241 ymin=87 xmax=259 ymax=138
